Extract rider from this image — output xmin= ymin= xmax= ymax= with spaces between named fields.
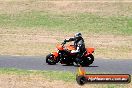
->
xmin=64 ymin=33 xmax=86 ymax=64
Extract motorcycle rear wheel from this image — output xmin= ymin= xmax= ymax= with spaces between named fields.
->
xmin=80 ymin=54 xmax=94 ymax=66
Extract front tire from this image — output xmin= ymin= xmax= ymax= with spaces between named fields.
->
xmin=46 ymin=54 xmax=56 ymax=65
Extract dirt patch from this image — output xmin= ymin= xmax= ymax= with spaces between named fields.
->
xmin=0 ymin=28 xmax=132 ymax=59
xmin=0 ymin=74 xmax=88 ymax=88
xmin=0 ymin=74 xmax=131 ymax=88
xmin=0 ymin=0 xmax=131 ymax=58
xmin=0 ymin=0 xmax=132 ymax=16
xmin=0 ymin=28 xmax=65 ymax=44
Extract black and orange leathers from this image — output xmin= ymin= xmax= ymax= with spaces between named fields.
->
xmin=64 ymin=37 xmax=86 ymax=54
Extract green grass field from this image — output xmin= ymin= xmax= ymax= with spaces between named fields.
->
xmin=0 ymin=11 xmax=131 ymax=59
xmin=0 ymin=11 xmax=132 ymax=35
xmin=0 ymin=68 xmax=75 ymax=82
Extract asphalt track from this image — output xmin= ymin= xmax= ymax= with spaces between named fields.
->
xmin=0 ymin=56 xmax=132 ymax=74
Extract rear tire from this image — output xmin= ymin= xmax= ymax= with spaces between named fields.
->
xmin=80 ymin=54 xmax=94 ymax=66
xmin=87 ymin=54 xmax=94 ymax=64
xmin=46 ymin=54 xmax=56 ymax=65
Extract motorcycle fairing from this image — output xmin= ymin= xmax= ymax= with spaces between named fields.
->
xmin=52 ymin=52 xmax=59 ymax=60
xmin=65 ymin=45 xmax=76 ymax=50
xmin=85 ymin=48 xmax=95 ymax=56
xmin=56 ymin=44 xmax=64 ymax=50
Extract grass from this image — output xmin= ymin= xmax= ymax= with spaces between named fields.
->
xmin=0 ymin=0 xmax=131 ymax=58
xmin=0 ymin=1 xmax=131 ymax=88
xmin=0 ymin=68 xmax=131 ymax=88
xmin=0 ymin=12 xmax=131 ymax=58
xmin=0 ymin=68 xmax=75 ymax=82
xmin=0 ymin=12 xmax=132 ymax=35
xmin=95 ymin=46 xmax=132 ymax=59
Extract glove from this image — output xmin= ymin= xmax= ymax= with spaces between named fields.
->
xmin=64 ymin=39 xmax=67 ymax=42
xmin=62 ymin=40 xmax=66 ymax=45
xmin=62 ymin=39 xmax=67 ymax=44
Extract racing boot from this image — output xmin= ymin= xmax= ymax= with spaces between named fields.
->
xmin=75 ymin=58 xmax=81 ymax=66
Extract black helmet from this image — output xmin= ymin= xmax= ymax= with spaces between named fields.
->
xmin=74 ymin=32 xmax=82 ymax=39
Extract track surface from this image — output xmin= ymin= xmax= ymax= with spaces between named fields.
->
xmin=0 ymin=56 xmax=132 ymax=74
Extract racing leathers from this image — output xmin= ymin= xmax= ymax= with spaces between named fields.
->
xmin=64 ymin=37 xmax=86 ymax=64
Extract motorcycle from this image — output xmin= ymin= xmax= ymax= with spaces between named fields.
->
xmin=46 ymin=40 xmax=95 ymax=66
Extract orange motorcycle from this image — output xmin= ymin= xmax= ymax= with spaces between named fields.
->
xmin=46 ymin=41 xmax=95 ymax=66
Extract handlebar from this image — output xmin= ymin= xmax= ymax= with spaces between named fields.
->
xmin=61 ymin=39 xmax=67 ymax=46
xmin=61 ymin=41 xmax=66 ymax=46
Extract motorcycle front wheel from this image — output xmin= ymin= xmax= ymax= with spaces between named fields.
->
xmin=46 ymin=54 xmax=56 ymax=65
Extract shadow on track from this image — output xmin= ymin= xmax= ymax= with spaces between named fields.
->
xmin=62 ymin=64 xmax=99 ymax=68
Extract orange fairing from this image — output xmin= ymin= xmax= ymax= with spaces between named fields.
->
xmin=66 ymin=45 xmax=76 ymax=50
xmin=56 ymin=44 xmax=64 ymax=50
xmin=52 ymin=52 xmax=59 ymax=57
xmin=86 ymin=48 xmax=95 ymax=54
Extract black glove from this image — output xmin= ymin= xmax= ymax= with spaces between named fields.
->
xmin=62 ymin=40 xmax=66 ymax=45
xmin=64 ymin=39 xmax=67 ymax=42
xmin=62 ymin=39 xmax=67 ymax=44
xmin=62 ymin=42 xmax=66 ymax=45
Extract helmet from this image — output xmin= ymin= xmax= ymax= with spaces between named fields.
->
xmin=74 ymin=32 xmax=82 ymax=39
